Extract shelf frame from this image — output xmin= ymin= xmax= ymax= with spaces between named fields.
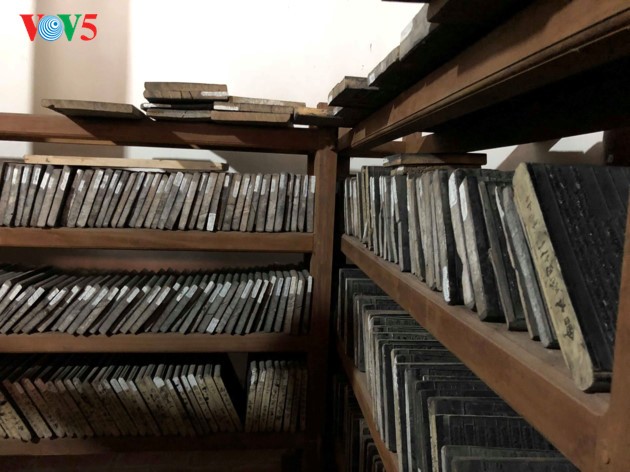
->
xmin=341 ymin=234 xmax=615 ymax=471
xmin=304 ymin=134 xmax=338 ymax=470
xmin=0 ymin=115 xmax=338 ymax=469
xmin=0 ymin=228 xmax=313 ymax=253
xmin=0 ymin=333 xmax=314 ymax=353
xmin=338 ymin=0 xmax=630 ymax=153
xmin=0 ymin=434 xmax=308 ymax=456
xmin=0 ymin=113 xmax=331 ymax=155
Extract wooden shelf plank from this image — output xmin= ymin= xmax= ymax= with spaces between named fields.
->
xmin=339 ymin=0 xmax=630 ymax=152
xmin=423 ymin=57 xmax=630 ymax=153
xmin=427 ymin=0 xmax=529 ymax=25
xmin=0 ymin=228 xmax=313 ymax=253
xmin=0 ymin=434 xmax=307 ymax=456
xmin=337 ymin=340 xmax=398 ymax=472
xmin=0 ymin=113 xmax=326 ymax=154
xmin=0 ymin=333 xmax=313 ymax=353
xmin=341 ymin=235 xmax=609 ymax=471
xmin=23 ymin=154 xmax=227 ymax=172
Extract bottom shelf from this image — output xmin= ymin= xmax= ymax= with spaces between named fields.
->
xmin=341 ymin=235 xmax=608 ymax=471
xmin=337 ymin=340 xmax=398 ymax=472
xmin=0 ymin=433 xmax=307 ymax=456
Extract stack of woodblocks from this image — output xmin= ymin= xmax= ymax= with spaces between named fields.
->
xmin=343 ymin=158 xmax=630 ymax=393
xmin=0 ymin=159 xmax=316 ymax=233
xmin=141 ymin=82 xmax=306 ymax=127
xmin=0 ymin=354 xmax=242 ymax=439
xmin=0 ymin=354 xmax=305 ymax=440
xmin=337 ymin=269 xmax=578 ymax=472
xmin=332 ymin=375 xmax=384 ymax=472
xmin=0 ymin=265 xmax=312 ymax=336
xmin=244 ymin=358 xmax=307 ymax=433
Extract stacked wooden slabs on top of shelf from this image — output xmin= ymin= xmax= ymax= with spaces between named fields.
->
xmin=42 ymin=99 xmax=145 ymax=120
xmin=42 ymin=83 xmax=308 ymax=128
xmin=326 ymin=0 xmax=533 ymax=127
xmin=141 ymin=82 xmax=306 ymax=127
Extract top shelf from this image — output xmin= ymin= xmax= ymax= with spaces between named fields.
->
xmin=0 ymin=113 xmax=330 ymax=155
xmin=341 ymin=235 xmax=609 ymax=471
xmin=339 ymin=0 xmax=630 ymax=154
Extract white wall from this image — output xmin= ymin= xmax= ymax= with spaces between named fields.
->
xmin=124 ymin=0 xmax=418 ymax=169
xmin=0 ymin=1 xmax=34 ymax=157
xmin=126 ymin=0 xmax=418 ymax=108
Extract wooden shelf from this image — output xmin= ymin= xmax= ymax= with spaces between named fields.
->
xmin=0 ymin=113 xmax=328 ymax=154
xmin=0 ymin=228 xmax=313 ymax=253
xmin=338 ymin=0 xmax=630 ymax=153
xmin=334 ymin=439 xmax=346 ymax=472
xmin=0 ymin=433 xmax=307 ymax=456
xmin=337 ymin=340 xmax=399 ymax=472
xmin=0 ymin=333 xmax=313 ymax=353
xmin=341 ymin=235 xmax=609 ymax=471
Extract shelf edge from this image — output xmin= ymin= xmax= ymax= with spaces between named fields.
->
xmin=0 ymin=333 xmax=314 ymax=353
xmin=0 ymin=228 xmax=314 ymax=253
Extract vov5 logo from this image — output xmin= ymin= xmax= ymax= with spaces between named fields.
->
xmin=20 ymin=14 xmax=98 ymax=41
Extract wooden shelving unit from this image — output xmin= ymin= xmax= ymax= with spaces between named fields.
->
xmin=0 ymin=114 xmax=338 ymax=471
xmin=332 ymin=1 xmax=630 ymax=471
xmin=1 ymin=2 xmax=628 ymax=470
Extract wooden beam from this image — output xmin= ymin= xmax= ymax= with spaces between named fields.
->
xmin=0 ymin=333 xmax=314 ymax=353
xmin=427 ymin=0 xmax=530 ymax=25
xmin=0 ymin=434 xmax=307 ymax=456
xmin=0 ymin=228 xmax=314 ymax=253
xmin=383 ymin=152 xmax=486 ymax=167
xmin=23 ymin=155 xmax=227 ymax=172
xmin=306 ymin=134 xmax=338 ymax=469
xmin=425 ymin=57 xmax=630 ymax=152
xmin=0 ymin=113 xmax=325 ymax=154
xmin=340 ymin=0 xmax=630 ymax=152
xmin=343 ymin=140 xmax=406 ymax=158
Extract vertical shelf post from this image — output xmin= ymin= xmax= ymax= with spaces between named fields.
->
xmin=599 ymin=208 xmax=630 ymax=471
xmin=304 ymin=131 xmax=337 ymax=470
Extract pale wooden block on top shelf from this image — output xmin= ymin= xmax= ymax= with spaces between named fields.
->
xmin=42 ymin=99 xmax=145 ymax=120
